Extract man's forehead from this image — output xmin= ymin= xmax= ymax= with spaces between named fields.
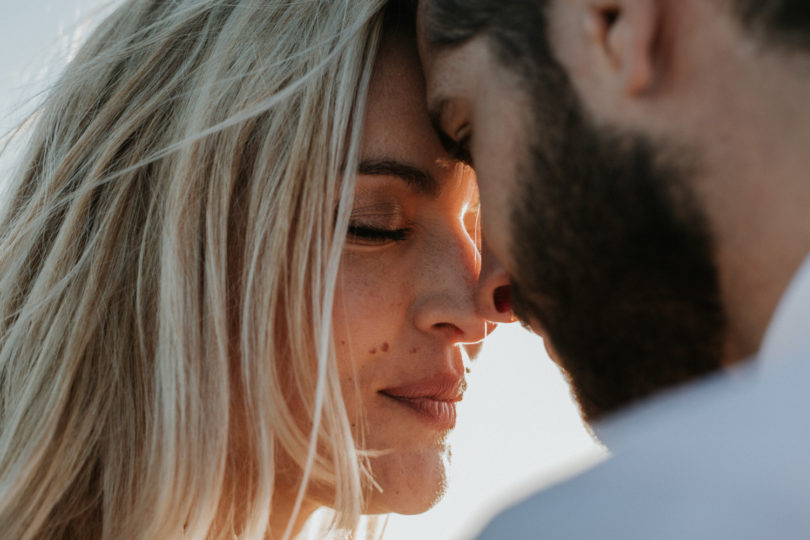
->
xmin=421 ymin=38 xmax=495 ymax=109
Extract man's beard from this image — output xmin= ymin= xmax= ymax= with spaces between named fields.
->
xmin=508 ymin=64 xmax=727 ymax=423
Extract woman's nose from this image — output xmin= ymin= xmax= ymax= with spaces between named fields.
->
xmin=475 ymin=238 xmax=516 ymax=324
xmin=412 ymin=226 xmax=488 ymax=345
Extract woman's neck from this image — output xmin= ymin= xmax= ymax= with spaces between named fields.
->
xmin=268 ymin=489 xmax=319 ymax=540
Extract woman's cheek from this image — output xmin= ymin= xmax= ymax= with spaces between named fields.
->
xmin=334 ymin=255 xmax=399 ymax=345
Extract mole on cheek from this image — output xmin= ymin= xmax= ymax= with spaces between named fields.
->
xmin=369 ymin=348 xmax=377 ymax=355
xmin=381 ymin=342 xmax=390 ymax=352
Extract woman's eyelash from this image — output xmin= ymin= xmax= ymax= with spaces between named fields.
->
xmin=347 ymin=224 xmax=409 ymax=243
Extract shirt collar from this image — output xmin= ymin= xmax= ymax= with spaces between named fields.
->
xmin=758 ymin=252 xmax=810 ymax=368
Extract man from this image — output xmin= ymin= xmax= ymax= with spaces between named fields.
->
xmin=418 ymin=0 xmax=810 ymax=537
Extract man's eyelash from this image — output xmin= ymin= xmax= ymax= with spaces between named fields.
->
xmin=450 ymin=134 xmax=472 ymax=166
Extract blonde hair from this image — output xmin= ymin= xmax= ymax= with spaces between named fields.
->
xmin=0 ymin=0 xmax=394 ymax=537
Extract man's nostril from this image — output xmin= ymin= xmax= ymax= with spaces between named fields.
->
xmin=493 ymin=285 xmax=512 ymax=313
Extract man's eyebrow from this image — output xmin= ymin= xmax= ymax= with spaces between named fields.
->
xmin=358 ymin=159 xmax=439 ymax=197
xmin=428 ymin=98 xmax=457 ymax=155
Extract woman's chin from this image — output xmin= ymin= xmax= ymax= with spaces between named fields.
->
xmin=365 ymin=484 xmax=446 ymax=516
xmin=363 ymin=448 xmax=450 ymax=515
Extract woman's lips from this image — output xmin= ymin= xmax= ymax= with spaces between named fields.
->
xmin=382 ymin=394 xmax=459 ymax=429
xmin=380 ymin=378 xmax=464 ymax=430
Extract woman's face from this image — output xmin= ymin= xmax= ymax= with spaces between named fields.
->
xmin=331 ymin=34 xmax=487 ymax=515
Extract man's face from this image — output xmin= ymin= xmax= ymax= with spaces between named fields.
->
xmin=419 ymin=28 xmax=728 ymax=422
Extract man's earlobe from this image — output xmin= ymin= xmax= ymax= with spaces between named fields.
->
xmin=584 ymin=0 xmax=658 ymax=96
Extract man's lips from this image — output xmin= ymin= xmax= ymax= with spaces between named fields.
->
xmin=379 ymin=377 xmax=464 ymax=430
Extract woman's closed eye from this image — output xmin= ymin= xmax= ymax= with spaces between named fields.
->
xmin=347 ymin=223 xmax=410 ymax=245
xmin=346 ymin=198 xmax=411 ymax=247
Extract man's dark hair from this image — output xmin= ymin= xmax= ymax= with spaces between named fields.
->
xmin=384 ymin=0 xmax=418 ymax=32
xmin=421 ymin=0 xmax=548 ymax=78
xmin=736 ymin=1 xmax=810 ymax=49
xmin=422 ymin=0 xmax=810 ymax=61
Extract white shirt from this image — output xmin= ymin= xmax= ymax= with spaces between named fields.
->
xmin=475 ymin=254 xmax=810 ymax=540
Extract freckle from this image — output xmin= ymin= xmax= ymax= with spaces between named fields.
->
xmin=351 ymin=423 xmax=356 ymax=428
xmin=410 ymin=347 xmax=418 ymax=354
xmin=340 ymin=340 xmax=346 ymax=345
xmin=381 ymin=342 xmax=389 ymax=352
xmin=370 ymin=348 xmax=377 ymax=355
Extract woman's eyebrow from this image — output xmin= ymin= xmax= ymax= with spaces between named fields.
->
xmin=358 ymin=159 xmax=439 ymax=197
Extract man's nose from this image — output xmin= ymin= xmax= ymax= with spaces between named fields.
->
xmin=475 ymin=238 xmax=516 ymax=324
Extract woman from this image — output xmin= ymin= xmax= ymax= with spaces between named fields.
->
xmin=0 ymin=1 xmax=488 ymax=538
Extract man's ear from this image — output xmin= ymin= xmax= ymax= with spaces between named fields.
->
xmin=583 ymin=0 xmax=659 ymax=96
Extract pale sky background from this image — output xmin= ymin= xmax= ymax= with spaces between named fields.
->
xmin=0 ymin=3 xmax=605 ymax=539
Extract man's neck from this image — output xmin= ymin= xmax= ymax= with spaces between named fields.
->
xmin=691 ymin=38 xmax=810 ymax=361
